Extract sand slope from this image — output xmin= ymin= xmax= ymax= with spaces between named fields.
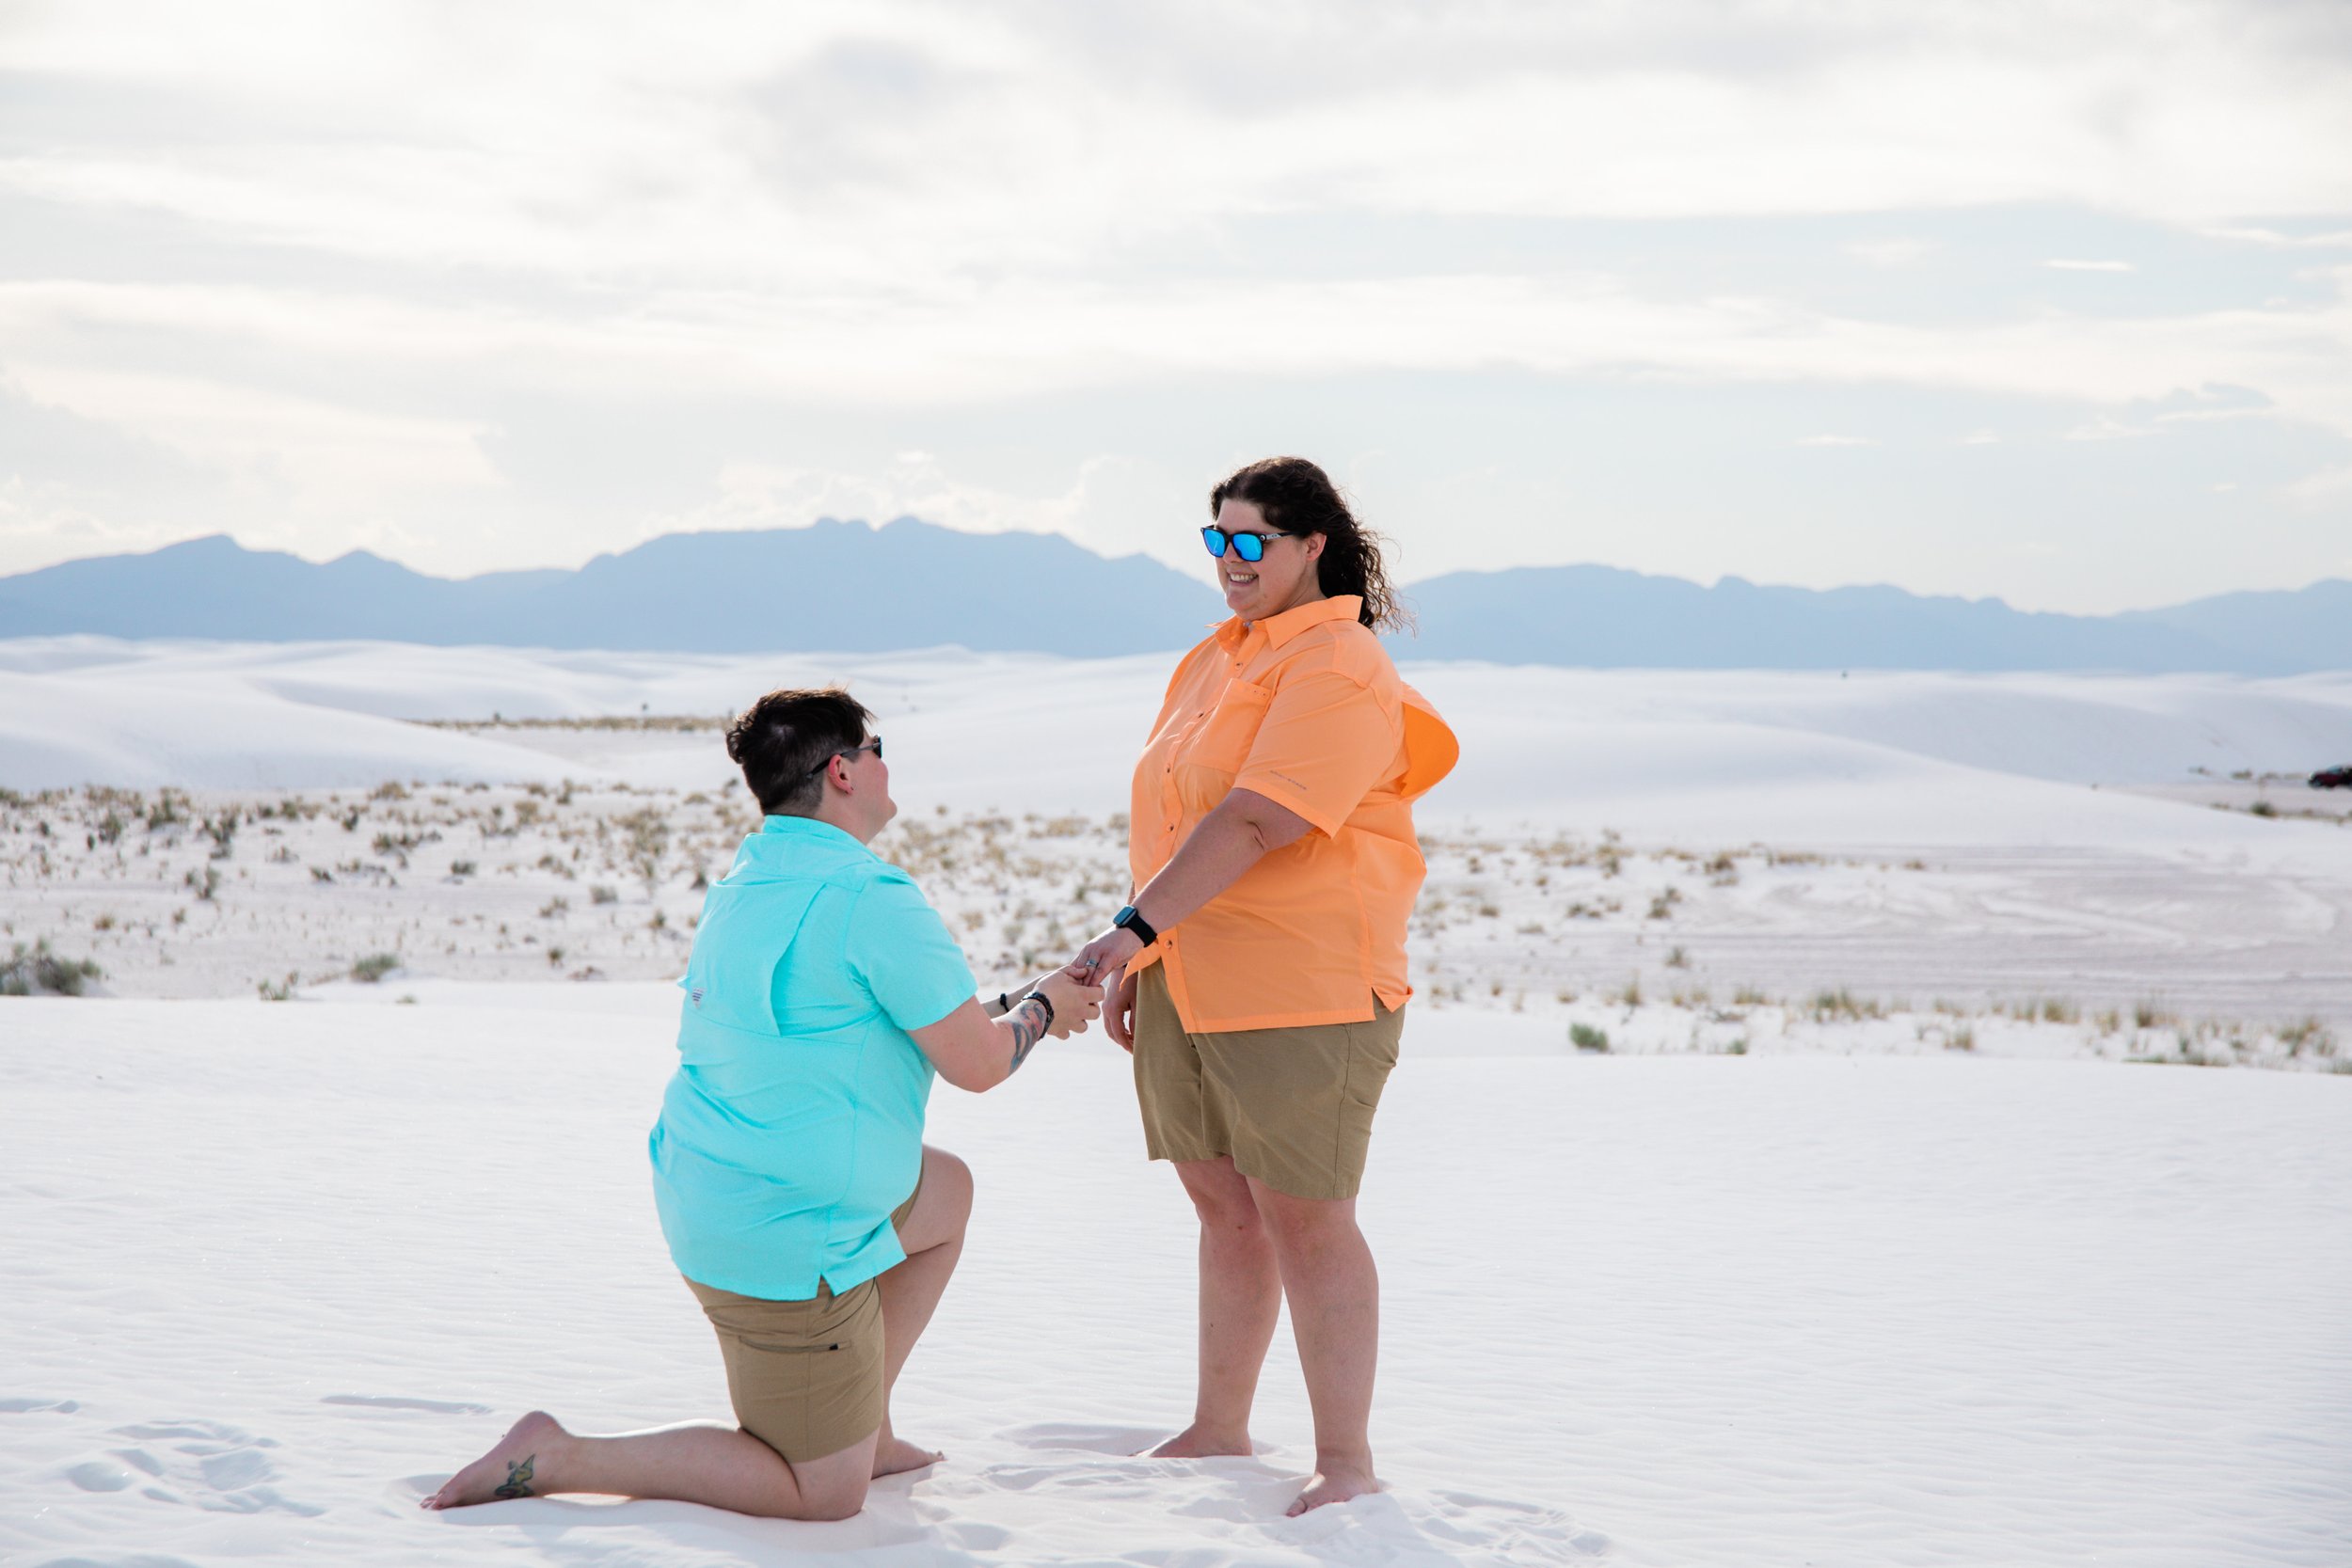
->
xmin=6 ymin=641 xmax=2351 ymax=848
xmin=3 ymin=992 xmax=2347 ymax=1567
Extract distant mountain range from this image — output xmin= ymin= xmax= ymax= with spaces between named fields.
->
xmin=1 ymin=520 xmax=2344 ymax=673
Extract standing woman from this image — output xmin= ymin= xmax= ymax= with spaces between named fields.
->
xmin=1070 ymin=457 xmax=1456 ymax=1515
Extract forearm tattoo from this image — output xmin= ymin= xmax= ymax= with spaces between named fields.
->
xmin=1005 ymin=995 xmax=1049 ymax=1075
xmin=494 ymin=1455 xmax=536 ymax=1499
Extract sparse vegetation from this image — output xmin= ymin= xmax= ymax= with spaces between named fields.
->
xmin=0 ymin=941 xmax=103 ymax=996
xmin=349 ymin=952 xmax=402 ymax=984
xmin=1570 ymin=1022 xmax=1610 ymax=1053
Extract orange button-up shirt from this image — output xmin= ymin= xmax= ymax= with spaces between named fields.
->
xmin=1127 ymin=594 xmax=1458 ymax=1033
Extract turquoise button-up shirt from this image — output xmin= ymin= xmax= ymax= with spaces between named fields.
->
xmin=648 ymin=816 xmax=976 ymax=1300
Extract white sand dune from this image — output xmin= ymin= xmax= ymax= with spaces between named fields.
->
xmin=6 ymin=639 xmax=2351 ymax=851
xmin=4 ymin=638 xmax=2351 ymax=1563
xmin=2 ymin=990 xmax=2345 ymax=1567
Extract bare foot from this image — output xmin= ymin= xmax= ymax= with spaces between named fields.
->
xmin=421 ymin=1411 xmax=566 ymax=1510
xmin=871 ymin=1434 xmax=942 ymax=1479
xmin=1287 ymin=1462 xmax=1379 ymax=1515
xmin=1145 ymin=1422 xmax=1252 ymax=1459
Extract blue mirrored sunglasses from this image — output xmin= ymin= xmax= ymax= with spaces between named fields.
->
xmin=1201 ymin=526 xmax=1294 ymax=563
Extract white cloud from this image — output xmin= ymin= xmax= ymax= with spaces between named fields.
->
xmin=1 ymin=1 xmax=2348 ymax=601
xmin=1845 ymin=239 xmax=1935 ymax=267
xmin=2283 ymin=463 xmax=2352 ymax=506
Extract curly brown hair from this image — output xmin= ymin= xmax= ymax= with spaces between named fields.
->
xmin=1209 ymin=456 xmax=1408 ymax=632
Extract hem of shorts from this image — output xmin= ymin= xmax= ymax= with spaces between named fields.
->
xmin=1144 ymin=1137 xmax=1362 ymax=1202
xmin=1143 ymin=1134 xmax=1224 ymax=1166
xmin=1226 ymin=1148 xmax=1361 ymax=1203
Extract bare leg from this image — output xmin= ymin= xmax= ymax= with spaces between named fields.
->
xmin=421 ymin=1409 xmax=875 ymax=1520
xmin=1248 ymin=1179 xmax=1380 ymax=1514
xmin=872 ymin=1144 xmax=973 ymax=1478
xmin=1149 ymin=1155 xmax=1282 ymax=1460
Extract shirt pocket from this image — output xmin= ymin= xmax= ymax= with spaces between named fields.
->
xmin=1175 ymin=680 xmax=1275 ymax=809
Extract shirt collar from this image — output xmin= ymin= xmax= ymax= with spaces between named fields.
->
xmin=757 ymin=815 xmax=872 ymax=856
xmin=1214 ymin=594 xmax=1362 ymax=653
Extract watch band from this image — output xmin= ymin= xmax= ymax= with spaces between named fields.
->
xmin=1112 ymin=904 xmax=1159 ymax=947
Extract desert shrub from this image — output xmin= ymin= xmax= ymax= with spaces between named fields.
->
xmin=350 ymin=953 xmax=401 ymax=984
xmin=1664 ymin=945 xmax=1690 ymax=969
xmin=257 ymin=973 xmax=297 ymax=1002
xmin=0 ymin=940 xmax=103 ymax=996
xmin=2249 ymin=800 xmax=2277 ymax=817
xmin=2280 ymin=1018 xmax=2335 ymax=1058
xmin=1570 ymin=1022 xmax=1610 ymax=1053
xmin=590 ymin=885 xmax=619 ymax=905
xmin=1811 ymin=988 xmax=1877 ymax=1022
xmin=450 ymin=860 xmax=478 ymax=877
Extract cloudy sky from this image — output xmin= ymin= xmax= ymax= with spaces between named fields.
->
xmin=3 ymin=0 xmax=2350 ymax=612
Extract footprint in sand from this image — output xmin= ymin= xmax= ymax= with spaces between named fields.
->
xmin=2 ymin=1396 xmax=83 ymax=1414
xmin=951 ymin=1431 xmax=1610 ymax=1567
xmin=320 ymin=1393 xmax=492 ymax=1415
xmin=1001 ymin=1420 xmax=1180 ymax=1456
xmin=98 ymin=1418 xmax=325 ymax=1518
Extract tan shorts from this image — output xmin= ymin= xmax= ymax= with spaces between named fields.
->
xmin=1133 ymin=964 xmax=1403 ymax=1201
xmin=682 ymin=1180 xmax=920 ymax=1463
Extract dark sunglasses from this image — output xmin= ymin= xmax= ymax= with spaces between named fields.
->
xmin=1201 ymin=526 xmax=1295 ymax=563
xmin=805 ymin=736 xmax=882 ymax=779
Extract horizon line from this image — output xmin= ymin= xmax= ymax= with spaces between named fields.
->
xmin=6 ymin=519 xmax=2345 ymax=621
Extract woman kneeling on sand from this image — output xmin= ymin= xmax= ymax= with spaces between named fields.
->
xmin=426 ymin=686 xmax=1099 ymax=1520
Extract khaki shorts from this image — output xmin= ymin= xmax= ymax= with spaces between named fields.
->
xmin=1133 ymin=965 xmax=1403 ymax=1201
xmin=682 ymin=1180 xmax=920 ymax=1463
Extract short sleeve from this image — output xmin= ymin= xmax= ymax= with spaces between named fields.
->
xmin=1232 ymin=668 xmax=1405 ymax=836
xmin=844 ymin=869 xmax=977 ymax=1033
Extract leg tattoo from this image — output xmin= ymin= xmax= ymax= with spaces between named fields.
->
xmin=492 ymin=1454 xmax=536 ymax=1499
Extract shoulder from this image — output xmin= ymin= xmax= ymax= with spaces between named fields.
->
xmin=1271 ymin=619 xmax=1399 ymax=695
xmin=848 ymin=858 xmax=927 ymax=907
xmin=1167 ymin=632 xmax=1226 ymax=686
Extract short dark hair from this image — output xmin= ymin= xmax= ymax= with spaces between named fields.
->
xmin=725 ymin=687 xmax=875 ymax=816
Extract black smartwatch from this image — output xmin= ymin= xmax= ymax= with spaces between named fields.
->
xmin=1111 ymin=904 xmax=1159 ymax=947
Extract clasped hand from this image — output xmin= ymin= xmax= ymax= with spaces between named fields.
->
xmin=1061 ymin=926 xmax=1147 ymax=1051
xmin=1026 ymin=966 xmax=1104 ymax=1040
